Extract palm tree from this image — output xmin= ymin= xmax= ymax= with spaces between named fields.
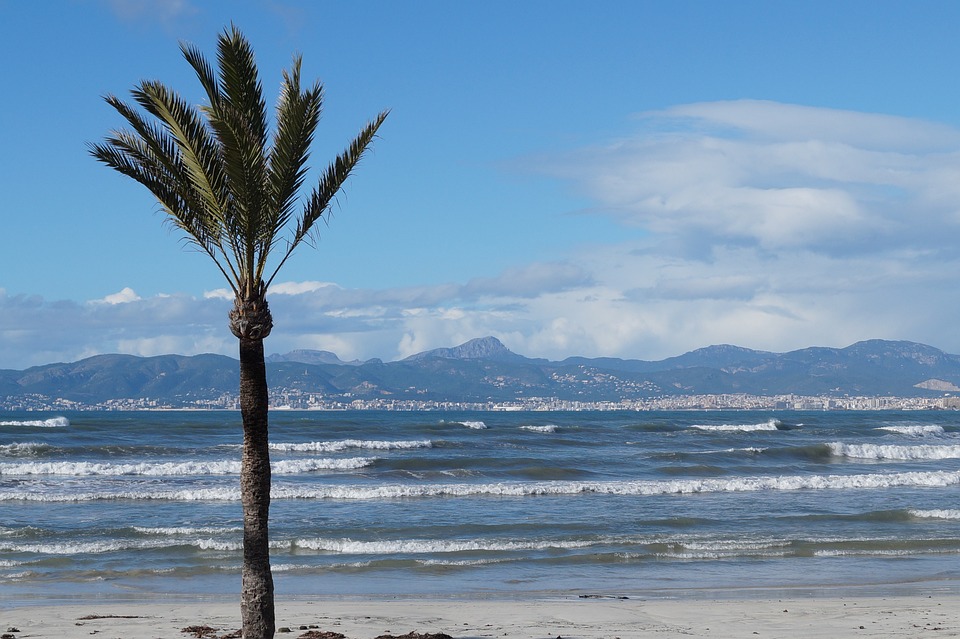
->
xmin=90 ymin=25 xmax=387 ymax=639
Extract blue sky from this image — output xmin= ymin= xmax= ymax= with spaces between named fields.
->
xmin=5 ymin=0 xmax=960 ymax=369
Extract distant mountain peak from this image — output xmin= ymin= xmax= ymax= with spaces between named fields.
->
xmin=404 ymin=336 xmax=523 ymax=362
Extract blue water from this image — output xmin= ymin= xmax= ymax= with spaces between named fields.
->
xmin=1 ymin=410 xmax=958 ymax=604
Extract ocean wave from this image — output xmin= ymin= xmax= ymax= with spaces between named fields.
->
xmin=460 ymin=421 xmax=487 ymax=429
xmin=0 ymin=457 xmax=374 ymax=476
xmin=909 ymin=509 xmax=960 ymax=520
xmin=878 ymin=425 xmax=945 ymax=437
xmin=5 ymin=469 xmax=957 ymax=502
xmin=827 ymin=442 xmax=960 ymax=460
xmin=520 ymin=425 xmax=559 ymax=433
xmin=270 ymin=439 xmax=431 ymax=452
xmin=0 ymin=417 xmax=69 ymax=428
xmin=690 ymin=419 xmax=782 ymax=432
xmin=0 ymin=442 xmax=53 ymax=457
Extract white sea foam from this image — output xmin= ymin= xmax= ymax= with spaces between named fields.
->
xmin=520 ymin=425 xmax=559 ymax=433
xmin=0 ymin=457 xmax=374 ymax=476
xmin=828 ymin=442 xmax=960 ymax=460
xmin=4 ymin=469 xmax=956 ymax=502
xmin=657 ymin=548 xmax=790 ymax=560
xmin=690 ymin=419 xmax=781 ymax=432
xmin=878 ymin=425 xmax=945 ymax=437
xmin=418 ymin=557 xmax=510 ymax=567
xmin=0 ymin=539 xmax=169 ymax=555
xmin=270 ymin=439 xmax=431 ymax=452
xmin=288 ymin=537 xmax=594 ymax=554
xmin=194 ymin=538 xmax=242 ymax=551
xmin=133 ymin=526 xmax=241 ymax=535
xmin=909 ymin=509 xmax=960 ymax=520
xmin=1 ymin=537 xmax=251 ymax=555
xmin=0 ymin=417 xmax=69 ymax=428
xmin=461 ymin=421 xmax=487 ymax=429
xmin=813 ymin=548 xmax=956 ymax=558
xmin=678 ymin=539 xmax=790 ymax=552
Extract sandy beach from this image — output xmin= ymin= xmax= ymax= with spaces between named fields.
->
xmin=2 ymin=593 xmax=958 ymax=639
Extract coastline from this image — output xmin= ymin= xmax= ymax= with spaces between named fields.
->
xmin=3 ymin=591 xmax=958 ymax=639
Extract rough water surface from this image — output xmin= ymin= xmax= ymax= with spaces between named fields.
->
xmin=1 ymin=410 xmax=958 ymax=602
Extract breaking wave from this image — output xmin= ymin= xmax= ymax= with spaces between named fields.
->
xmin=0 ymin=417 xmax=69 ymax=428
xmin=0 ymin=442 xmax=53 ymax=457
xmin=909 ymin=509 xmax=960 ymax=520
xmin=287 ymin=537 xmax=594 ymax=554
xmin=828 ymin=443 xmax=960 ymax=460
xmin=520 ymin=425 xmax=559 ymax=433
xmin=4 ymin=469 xmax=957 ymax=502
xmin=270 ymin=439 xmax=431 ymax=452
xmin=878 ymin=425 xmax=945 ymax=437
xmin=0 ymin=457 xmax=374 ymax=476
xmin=690 ymin=419 xmax=782 ymax=432
xmin=133 ymin=526 xmax=242 ymax=535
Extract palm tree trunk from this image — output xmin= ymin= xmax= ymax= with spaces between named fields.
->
xmin=239 ymin=336 xmax=275 ymax=639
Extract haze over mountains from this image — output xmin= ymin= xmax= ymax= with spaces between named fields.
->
xmin=4 ymin=337 xmax=960 ymax=409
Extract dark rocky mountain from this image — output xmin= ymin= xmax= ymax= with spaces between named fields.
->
xmin=402 ymin=336 xmax=535 ymax=363
xmin=4 ymin=337 xmax=960 ymax=408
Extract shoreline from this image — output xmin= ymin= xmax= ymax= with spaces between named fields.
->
xmin=2 ymin=591 xmax=958 ymax=639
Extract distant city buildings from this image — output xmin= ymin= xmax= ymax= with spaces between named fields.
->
xmin=2 ymin=390 xmax=959 ymax=411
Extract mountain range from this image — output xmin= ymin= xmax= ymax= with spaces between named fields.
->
xmin=4 ymin=337 xmax=960 ymax=409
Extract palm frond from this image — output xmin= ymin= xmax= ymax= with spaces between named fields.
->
xmin=257 ymin=59 xmax=323 ymax=284
xmin=180 ymin=40 xmax=221 ymax=114
xmin=134 ymin=81 xmax=229 ymax=227
xmin=207 ymin=25 xmax=270 ymax=291
xmin=264 ymin=109 xmax=388 ymax=290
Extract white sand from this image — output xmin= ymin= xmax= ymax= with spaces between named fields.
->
xmin=2 ymin=594 xmax=958 ymax=639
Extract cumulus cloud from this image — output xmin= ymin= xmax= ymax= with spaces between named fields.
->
xmin=97 ymin=287 xmax=142 ymax=305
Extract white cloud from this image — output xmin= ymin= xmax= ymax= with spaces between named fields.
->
xmin=270 ymin=281 xmax=339 ymax=296
xmin=96 ymin=287 xmax=142 ymax=305
xmin=203 ymin=288 xmax=233 ymax=300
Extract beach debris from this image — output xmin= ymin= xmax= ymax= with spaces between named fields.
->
xmin=373 ymin=633 xmax=454 ymax=639
xmin=2 ymin=633 xmax=17 ymax=639
xmin=181 ymin=625 xmax=220 ymax=638
xmin=297 ymin=631 xmax=346 ymax=639
xmin=78 ymin=615 xmax=143 ymax=620
xmin=179 ymin=625 xmax=241 ymax=639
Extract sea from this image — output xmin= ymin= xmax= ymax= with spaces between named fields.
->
xmin=1 ymin=409 xmax=959 ymax=605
